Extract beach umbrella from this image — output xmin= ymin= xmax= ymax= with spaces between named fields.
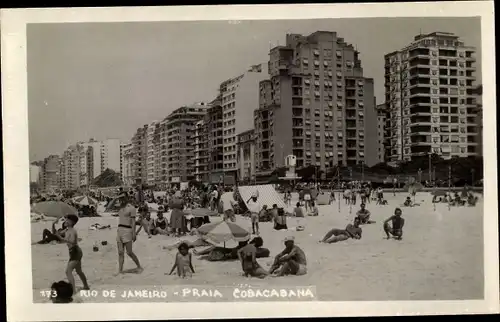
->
xmin=72 ymin=195 xmax=99 ymax=206
xmin=186 ymin=208 xmax=219 ymax=217
xmin=197 ymin=221 xmax=250 ymax=244
xmin=31 ymin=201 xmax=78 ymax=218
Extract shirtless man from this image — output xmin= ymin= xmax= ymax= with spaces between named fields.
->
xmin=383 ymin=207 xmax=405 ymax=240
xmin=319 ymin=217 xmax=362 ymax=243
xmin=356 ymin=203 xmax=374 ymax=224
xmin=269 ymin=236 xmax=307 ymax=276
xmin=115 ymin=192 xmax=142 ymax=274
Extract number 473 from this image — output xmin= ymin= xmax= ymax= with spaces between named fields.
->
xmin=40 ymin=290 xmax=57 ymax=298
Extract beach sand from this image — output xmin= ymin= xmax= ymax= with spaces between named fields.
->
xmin=31 ymin=192 xmax=484 ymax=302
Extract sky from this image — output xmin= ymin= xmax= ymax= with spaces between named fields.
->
xmin=27 ymin=17 xmax=481 ymax=161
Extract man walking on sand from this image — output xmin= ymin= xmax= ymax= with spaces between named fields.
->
xmin=115 ymin=192 xmax=143 ymax=274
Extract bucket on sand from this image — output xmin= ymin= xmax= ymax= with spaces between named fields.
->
xmin=101 ymin=241 xmax=108 ymax=246
xmin=93 ymin=245 xmax=99 ymax=252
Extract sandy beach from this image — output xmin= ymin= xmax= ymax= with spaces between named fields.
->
xmin=31 ymin=192 xmax=484 ymax=302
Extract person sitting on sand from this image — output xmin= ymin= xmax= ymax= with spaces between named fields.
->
xmin=53 ymin=214 xmax=90 ymax=294
xmin=467 ymin=193 xmax=478 ymax=206
xmin=269 ymin=236 xmax=307 ymax=276
xmin=136 ymin=211 xmax=154 ymax=238
xmin=403 ymin=196 xmax=413 ymax=207
xmin=168 ymin=242 xmax=195 ymax=278
xmin=238 ymin=237 xmax=268 ymax=278
xmin=293 ymin=202 xmax=305 ymax=218
xmin=308 ymin=201 xmax=319 ymax=216
xmin=356 ymin=203 xmax=374 ymax=224
xmin=153 ymin=209 xmax=169 ymax=235
xmin=274 ymin=207 xmax=288 ymax=230
xmin=383 ymin=208 xmax=405 ymax=240
xmin=319 ymin=217 xmax=362 ymax=243
xmin=34 ymin=217 xmax=68 ymax=245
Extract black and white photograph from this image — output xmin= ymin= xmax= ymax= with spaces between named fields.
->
xmin=2 ymin=2 xmax=499 ymax=320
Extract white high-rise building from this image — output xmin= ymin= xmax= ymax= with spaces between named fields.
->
xmin=81 ymin=138 xmax=123 ymax=180
xmin=384 ymin=32 xmax=478 ymax=161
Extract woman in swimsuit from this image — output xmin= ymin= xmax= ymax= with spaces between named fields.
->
xmin=115 ymin=192 xmax=142 ymax=274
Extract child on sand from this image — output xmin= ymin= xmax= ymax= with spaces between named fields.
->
xmin=168 ymin=242 xmax=195 ymax=278
xmin=54 ymin=214 xmax=90 ymax=294
xmin=383 ymin=208 xmax=405 ymax=240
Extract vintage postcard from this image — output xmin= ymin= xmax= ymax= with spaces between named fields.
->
xmin=2 ymin=2 xmax=499 ymax=321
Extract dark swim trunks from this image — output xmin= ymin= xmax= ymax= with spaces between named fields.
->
xmin=69 ymin=245 xmax=83 ymax=261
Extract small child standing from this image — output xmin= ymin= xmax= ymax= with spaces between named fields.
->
xmin=54 ymin=214 xmax=90 ymax=294
xmin=168 ymin=242 xmax=195 ymax=278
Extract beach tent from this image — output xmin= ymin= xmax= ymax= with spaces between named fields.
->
xmin=237 ymin=184 xmax=287 ymax=209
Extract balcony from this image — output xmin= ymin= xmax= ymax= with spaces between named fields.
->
xmin=409 ymin=58 xmax=430 ymax=67
xmin=409 ymin=48 xmax=430 ymax=57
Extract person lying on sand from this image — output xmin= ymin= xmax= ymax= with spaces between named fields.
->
xmin=269 ymin=236 xmax=307 ymax=277
xmin=238 ymin=237 xmax=268 ymax=278
xmin=33 ymin=217 xmax=67 ymax=245
xmin=355 ymin=203 xmax=375 ymax=224
xmin=383 ymin=208 xmax=405 ymax=240
xmin=319 ymin=217 xmax=362 ymax=243
xmin=52 ymin=214 xmax=90 ymax=294
xmin=168 ymin=242 xmax=195 ymax=278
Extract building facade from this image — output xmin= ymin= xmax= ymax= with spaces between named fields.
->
xmin=80 ymin=138 xmax=123 ymax=181
xmin=384 ymin=32 xmax=479 ymax=161
xmin=161 ymin=102 xmax=209 ymax=183
xmin=131 ymin=126 xmax=148 ymax=185
xmin=473 ymin=84 xmax=483 ymax=156
xmin=40 ymin=155 xmax=60 ymax=192
xmin=376 ymin=103 xmax=390 ymax=163
xmin=237 ymin=129 xmax=256 ymax=183
xmin=219 ymin=68 xmax=267 ymax=180
xmin=145 ymin=121 xmax=160 ymax=186
xmin=59 ymin=145 xmax=85 ymax=190
xmin=121 ymin=142 xmax=135 ymax=186
xmin=254 ymin=31 xmax=378 ymax=176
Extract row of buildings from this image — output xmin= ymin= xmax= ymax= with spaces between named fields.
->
xmin=31 ymin=139 xmax=124 ymax=192
xmin=32 ymin=30 xmax=483 ymax=190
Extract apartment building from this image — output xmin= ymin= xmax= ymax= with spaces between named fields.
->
xmin=131 ymin=126 xmax=148 ymax=185
xmin=40 ymin=155 xmax=60 ymax=192
xmin=193 ymin=118 xmax=208 ymax=182
xmin=384 ymin=32 xmax=479 ymax=161
xmin=237 ymin=129 xmax=256 ymax=182
xmin=473 ymin=84 xmax=483 ymax=156
xmin=121 ymin=142 xmax=135 ymax=186
xmin=376 ymin=103 xmax=390 ymax=163
xmin=254 ymin=31 xmax=378 ymax=176
xmin=161 ymin=102 xmax=208 ymax=183
xmin=59 ymin=145 xmax=85 ymax=190
xmin=144 ymin=121 xmax=161 ymax=186
xmin=219 ymin=68 xmax=267 ymax=181
xmin=30 ymin=164 xmax=41 ymax=184
xmin=80 ymin=138 xmax=123 ymax=180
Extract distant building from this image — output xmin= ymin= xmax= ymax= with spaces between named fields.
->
xmin=219 ymin=67 xmax=267 ymax=181
xmin=255 ymin=31 xmax=378 ymax=177
xmin=131 ymin=125 xmax=148 ymax=185
xmin=376 ymin=103 xmax=390 ymax=163
xmin=384 ymin=31 xmax=479 ymax=161
xmin=59 ymin=145 xmax=86 ymax=190
xmin=40 ymin=155 xmax=60 ymax=192
xmin=193 ymin=97 xmax=224 ymax=183
xmin=237 ymin=129 xmax=256 ymax=183
xmin=29 ymin=164 xmax=41 ymax=184
xmin=80 ymin=138 xmax=123 ymax=181
xmin=472 ymin=84 xmax=483 ymax=156
xmin=160 ymin=102 xmax=209 ymax=183
xmin=120 ymin=141 xmax=135 ymax=186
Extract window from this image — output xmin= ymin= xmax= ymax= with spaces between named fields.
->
xmin=336 ymin=50 xmax=342 ymax=57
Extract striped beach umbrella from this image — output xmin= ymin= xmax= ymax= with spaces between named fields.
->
xmin=197 ymin=221 xmax=250 ymax=244
xmin=72 ymin=195 xmax=99 ymax=206
xmin=32 ymin=201 xmax=78 ymax=218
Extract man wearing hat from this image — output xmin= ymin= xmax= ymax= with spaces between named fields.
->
xmin=269 ymin=236 xmax=307 ymax=276
xmin=247 ymin=191 xmax=261 ymax=235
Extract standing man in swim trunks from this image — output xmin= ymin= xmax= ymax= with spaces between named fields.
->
xmin=247 ymin=192 xmax=261 ymax=235
xmin=383 ymin=207 xmax=405 ymax=240
xmin=116 ymin=192 xmax=143 ymax=274
xmin=54 ymin=214 xmax=89 ymax=294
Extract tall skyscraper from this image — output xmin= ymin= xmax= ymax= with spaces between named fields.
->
xmin=219 ymin=67 xmax=267 ymax=182
xmin=384 ymin=32 xmax=479 ymax=161
xmin=254 ymin=31 xmax=377 ymax=176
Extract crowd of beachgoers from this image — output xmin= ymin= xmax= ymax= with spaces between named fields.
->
xmin=30 ymin=181 xmax=480 ymax=303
